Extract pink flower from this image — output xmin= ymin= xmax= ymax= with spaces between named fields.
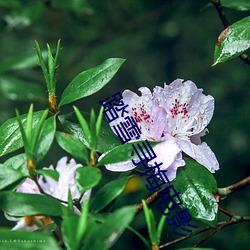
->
xmin=104 ymin=79 xmax=219 ymax=181
xmin=12 ymin=157 xmax=90 ymax=231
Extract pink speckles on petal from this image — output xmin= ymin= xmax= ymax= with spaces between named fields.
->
xmin=104 ymin=79 xmax=219 ymax=179
xmin=170 ymin=98 xmax=190 ymax=121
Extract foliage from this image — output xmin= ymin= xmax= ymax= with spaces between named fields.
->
xmin=0 ymin=1 xmax=249 ymax=250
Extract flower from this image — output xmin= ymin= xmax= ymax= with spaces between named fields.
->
xmin=104 ymin=79 xmax=219 ymax=181
xmin=11 ymin=157 xmax=90 ymax=231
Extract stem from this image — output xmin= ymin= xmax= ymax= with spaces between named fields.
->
xmin=210 ymin=0 xmax=250 ymax=66
xmin=218 ymin=206 xmax=235 ymax=218
xmin=33 ymin=178 xmax=68 ymax=204
xmin=159 ymin=216 xmax=250 ymax=249
xmin=136 ymin=187 xmax=165 ymax=215
xmin=218 ymin=176 xmax=250 ymax=199
xmin=193 ymin=216 xmax=250 ymax=247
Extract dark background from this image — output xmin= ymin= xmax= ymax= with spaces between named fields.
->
xmin=0 ymin=0 xmax=249 ymax=249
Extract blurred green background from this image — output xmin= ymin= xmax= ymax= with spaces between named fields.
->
xmin=0 ymin=0 xmax=249 ymax=249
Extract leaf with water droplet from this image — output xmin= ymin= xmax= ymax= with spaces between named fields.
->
xmin=213 ymin=16 xmax=250 ymax=65
xmin=173 ymin=158 xmax=218 ymax=227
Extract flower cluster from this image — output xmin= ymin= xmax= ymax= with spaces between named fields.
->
xmin=104 ymin=79 xmax=219 ymax=181
xmin=11 ymin=157 xmax=89 ymax=231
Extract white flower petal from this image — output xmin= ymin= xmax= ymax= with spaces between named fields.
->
xmin=178 ymin=139 xmax=219 ymax=173
xmin=16 ymin=178 xmax=40 ymax=194
xmin=40 ymin=157 xmax=82 ymax=201
xmin=154 ymin=79 xmax=214 ymax=136
xmin=148 ymin=138 xmax=185 ymax=181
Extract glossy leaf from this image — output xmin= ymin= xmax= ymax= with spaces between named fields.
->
xmin=36 ymin=169 xmax=59 ymax=181
xmin=0 ymin=192 xmax=65 ymax=216
xmin=59 ymin=112 xmax=120 ymax=153
xmin=0 ymin=228 xmax=60 ymax=250
xmin=36 ymin=116 xmax=56 ymax=162
xmin=0 ymin=164 xmax=27 ymax=190
xmin=75 ymin=167 xmax=102 ymax=194
xmin=97 ymin=140 xmax=159 ymax=166
xmin=173 ymin=159 xmax=218 ymax=227
xmin=142 ymin=200 xmax=157 ymax=245
xmin=213 ymin=16 xmax=250 ymax=65
xmin=157 ymin=204 xmax=172 ymax=244
xmin=56 ymin=131 xmax=89 ymax=165
xmin=4 ymin=153 xmax=28 ymax=175
xmin=0 ymin=111 xmax=44 ymax=157
xmin=73 ymin=106 xmax=91 ymax=146
xmin=59 ymin=58 xmax=125 ymax=106
xmin=221 ymin=0 xmax=250 ymax=11
xmin=89 ymin=108 xmax=97 ymax=150
xmin=83 ymin=205 xmax=137 ymax=250
xmin=91 ymin=176 xmax=132 ymax=213
xmin=0 ymin=76 xmax=46 ymax=102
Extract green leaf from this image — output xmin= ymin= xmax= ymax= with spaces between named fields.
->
xmin=73 ymin=106 xmax=91 ymax=146
xmin=142 ymin=200 xmax=157 ymax=245
xmin=36 ymin=116 xmax=56 ymax=162
xmin=157 ymin=203 xmax=172 ymax=244
xmin=59 ymin=112 xmax=120 ymax=153
xmin=97 ymin=140 xmax=159 ymax=166
xmin=4 ymin=154 xmax=28 ymax=175
xmin=0 ymin=76 xmax=46 ymax=102
xmin=76 ymin=200 xmax=89 ymax=247
xmin=96 ymin=106 xmax=104 ymax=140
xmin=213 ymin=16 xmax=250 ymax=65
xmin=62 ymin=215 xmax=80 ymax=250
xmin=59 ymin=58 xmax=125 ymax=106
xmin=56 ymin=131 xmax=89 ymax=165
xmin=91 ymin=176 xmax=132 ymax=213
xmin=221 ymin=0 xmax=250 ymax=11
xmin=0 ymin=111 xmax=44 ymax=157
xmin=89 ymin=109 xmax=97 ymax=150
xmin=0 ymin=164 xmax=27 ymax=190
xmin=67 ymin=188 xmax=74 ymax=213
xmin=0 ymin=192 xmax=65 ymax=216
xmin=83 ymin=205 xmax=136 ymax=250
xmin=0 ymin=228 xmax=60 ymax=250
xmin=62 ymin=201 xmax=89 ymax=250
xmin=36 ymin=169 xmax=59 ymax=181
xmin=75 ymin=167 xmax=102 ymax=194
xmin=35 ymin=40 xmax=50 ymax=90
xmin=173 ymin=159 xmax=218 ymax=227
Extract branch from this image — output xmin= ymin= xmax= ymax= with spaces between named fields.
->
xmin=136 ymin=187 xmax=164 ymax=215
xmin=218 ymin=176 xmax=250 ymax=199
xmin=159 ymin=216 xmax=250 ymax=249
xmin=193 ymin=216 xmax=250 ymax=247
xmin=211 ymin=0 xmax=250 ymax=66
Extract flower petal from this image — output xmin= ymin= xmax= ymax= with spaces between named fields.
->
xmin=148 ymin=137 xmax=185 ymax=181
xmin=178 ymin=139 xmax=219 ymax=173
xmin=154 ymin=79 xmax=214 ymax=136
xmin=122 ymin=88 xmax=167 ymax=140
xmin=39 ymin=157 xmax=82 ymax=201
xmin=16 ymin=178 xmax=40 ymax=194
